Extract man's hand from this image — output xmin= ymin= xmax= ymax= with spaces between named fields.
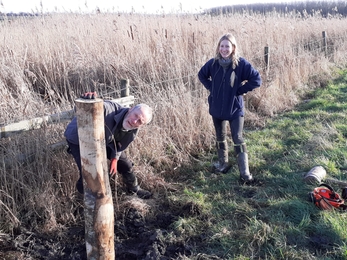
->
xmin=109 ymin=158 xmax=118 ymax=176
xmin=80 ymin=92 xmax=97 ymax=99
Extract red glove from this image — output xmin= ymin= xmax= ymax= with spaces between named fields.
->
xmin=80 ymin=92 xmax=97 ymax=99
xmin=109 ymin=158 xmax=118 ymax=176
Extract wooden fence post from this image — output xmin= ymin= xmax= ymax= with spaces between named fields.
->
xmin=75 ymin=98 xmax=115 ymax=260
xmin=264 ymin=46 xmax=270 ymax=74
xmin=322 ymin=31 xmax=327 ymax=57
xmin=120 ymin=79 xmax=129 ymax=97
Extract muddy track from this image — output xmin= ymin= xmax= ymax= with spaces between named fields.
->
xmin=0 ymin=193 xmax=221 ymax=260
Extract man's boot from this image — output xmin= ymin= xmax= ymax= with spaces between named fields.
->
xmin=234 ymin=143 xmax=253 ymax=182
xmin=123 ymin=171 xmax=152 ymax=199
xmin=128 ymin=185 xmax=152 ymax=199
xmin=213 ymin=140 xmax=231 ymax=174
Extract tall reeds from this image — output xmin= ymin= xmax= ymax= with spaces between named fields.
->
xmin=0 ymin=11 xmax=347 ymax=232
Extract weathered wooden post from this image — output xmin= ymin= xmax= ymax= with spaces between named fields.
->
xmin=120 ymin=79 xmax=129 ymax=97
xmin=75 ymin=98 xmax=115 ymax=260
xmin=322 ymin=31 xmax=327 ymax=57
xmin=264 ymin=46 xmax=270 ymax=75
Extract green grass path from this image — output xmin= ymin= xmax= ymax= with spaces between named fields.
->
xmin=173 ymin=69 xmax=347 ymax=259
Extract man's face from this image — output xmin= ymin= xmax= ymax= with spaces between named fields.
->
xmin=122 ymin=107 xmax=149 ymax=130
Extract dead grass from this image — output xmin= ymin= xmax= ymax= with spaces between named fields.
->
xmin=0 ymin=11 xmax=347 ymax=235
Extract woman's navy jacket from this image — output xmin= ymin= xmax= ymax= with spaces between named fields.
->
xmin=198 ymin=57 xmax=261 ymax=120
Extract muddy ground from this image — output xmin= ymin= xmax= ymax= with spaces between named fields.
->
xmin=0 ymin=190 xmax=220 ymax=260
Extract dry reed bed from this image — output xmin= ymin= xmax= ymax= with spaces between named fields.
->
xmin=0 ymin=12 xmax=347 ymax=232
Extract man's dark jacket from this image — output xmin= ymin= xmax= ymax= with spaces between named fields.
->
xmin=64 ymin=100 xmax=137 ymax=159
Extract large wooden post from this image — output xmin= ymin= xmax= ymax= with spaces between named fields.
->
xmin=75 ymin=98 xmax=115 ymax=260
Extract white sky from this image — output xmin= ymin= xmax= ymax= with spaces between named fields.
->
xmin=1 ymin=0 xmax=300 ymax=14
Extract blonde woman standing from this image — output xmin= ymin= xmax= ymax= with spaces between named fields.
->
xmin=198 ymin=33 xmax=262 ymax=182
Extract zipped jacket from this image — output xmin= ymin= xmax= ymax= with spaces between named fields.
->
xmin=64 ymin=100 xmax=138 ymax=160
xmin=198 ymin=57 xmax=261 ymax=120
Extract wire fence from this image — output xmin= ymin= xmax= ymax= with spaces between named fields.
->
xmin=108 ymin=31 xmax=347 ymax=98
xmin=2 ymin=30 xmax=347 ymax=133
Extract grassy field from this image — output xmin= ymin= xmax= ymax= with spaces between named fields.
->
xmin=1 ymin=9 xmax=347 ymax=259
xmin=171 ymin=69 xmax=347 ymax=259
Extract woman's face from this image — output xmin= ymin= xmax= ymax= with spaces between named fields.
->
xmin=219 ymin=39 xmax=233 ymax=59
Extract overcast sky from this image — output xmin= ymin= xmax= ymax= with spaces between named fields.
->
xmin=1 ymin=0 xmax=301 ymax=14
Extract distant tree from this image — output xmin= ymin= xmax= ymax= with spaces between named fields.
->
xmin=204 ymin=1 xmax=347 ymax=17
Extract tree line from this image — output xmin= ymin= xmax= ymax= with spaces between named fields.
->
xmin=204 ymin=1 xmax=347 ymax=17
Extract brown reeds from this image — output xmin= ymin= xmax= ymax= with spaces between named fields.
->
xmin=0 ymin=11 xmax=347 ymax=233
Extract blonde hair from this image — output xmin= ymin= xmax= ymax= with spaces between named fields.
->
xmin=214 ymin=33 xmax=240 ymax=68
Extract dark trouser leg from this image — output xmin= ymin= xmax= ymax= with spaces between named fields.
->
xmin=113 ymin=151 xmax=152 ymax=199
xmin=116 ymin=152 xmax=138 ymax=190
xmin=66 ymin=140 xmax=84 ymax=193
xmin=212 ymin=117 xmax=230 ymax=173
xmin=67 ymin=141 xmax=138 ymax=194
xmin=230 ymin=117 xmax=253 ymax=181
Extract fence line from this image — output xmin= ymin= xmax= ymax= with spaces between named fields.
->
xmin=1 ymin=82 xmax=134 ymax=139
xmin=1 ymin=80 xmax=134 ymax=165
xmin=2 ymin=31 xmax=346 ymax=139
xmin=123 ymin=31 xmax=347 ymax=94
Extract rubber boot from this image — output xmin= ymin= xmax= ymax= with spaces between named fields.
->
xmin=213 ymin=141 xmax=231 ymax=174
xmin=237 ymin=152 xmax=253 ymax=182
xmin=123 ymin=171 xmax=152 ymax=199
